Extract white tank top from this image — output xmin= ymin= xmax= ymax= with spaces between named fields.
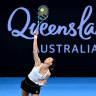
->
xmin=28 ymin=63 xmax=49 ymax=85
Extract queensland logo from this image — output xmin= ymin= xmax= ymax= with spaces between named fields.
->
xmin=7 ymin=6 xmax=96 ymax=54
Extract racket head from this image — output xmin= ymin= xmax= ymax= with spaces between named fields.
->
xmin=37 ymin=5 xmax=49 ymax=21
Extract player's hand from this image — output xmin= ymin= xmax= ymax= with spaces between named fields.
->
xmin=40 ymin=80 xmax=47 ymax=86
xmin=34 ymin=30 xmax=38 ymax=36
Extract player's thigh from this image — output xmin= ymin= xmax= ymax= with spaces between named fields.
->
xmin=32 ymin=94 xmax=39 ymax=96
xmin=22 ymin=89 xmax=29 ymax=96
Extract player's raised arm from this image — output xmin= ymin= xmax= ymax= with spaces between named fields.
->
xmin=33 ymin=30 xmax=41 ymax=66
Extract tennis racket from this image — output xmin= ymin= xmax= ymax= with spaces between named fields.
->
xmin=35 ymin=5 xmax=49 ymax=33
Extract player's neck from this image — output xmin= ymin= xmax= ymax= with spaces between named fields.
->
xmin=43 ymin=63 xmax=49 ymax=70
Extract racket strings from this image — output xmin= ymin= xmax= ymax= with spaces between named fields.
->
xmin=37 ymin=5 xmax=49 ymax=25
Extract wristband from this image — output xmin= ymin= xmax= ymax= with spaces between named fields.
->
xmin=34 ymin=35 xmax=38 ymax=39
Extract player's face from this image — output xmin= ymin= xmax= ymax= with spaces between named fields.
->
xmin=44 ymin=57 xmax=53 ymax=66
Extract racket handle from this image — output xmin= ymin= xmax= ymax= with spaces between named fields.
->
xmin=35 ymin=25 xmax=39 ymax=34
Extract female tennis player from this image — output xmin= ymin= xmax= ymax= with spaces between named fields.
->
xmin=21 ymin=29 xmax=55 ymax=96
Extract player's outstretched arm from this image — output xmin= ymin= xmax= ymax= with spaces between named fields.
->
xmin=33 ymin=30 xmax=42 ymax=66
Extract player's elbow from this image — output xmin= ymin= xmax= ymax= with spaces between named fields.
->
xmin=33 ymin=46 xmax=37 ymax=51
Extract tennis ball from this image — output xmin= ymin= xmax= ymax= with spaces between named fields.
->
xmin=40 ymin=8 xmax=44 ymax=12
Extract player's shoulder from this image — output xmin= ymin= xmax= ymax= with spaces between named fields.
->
xmin=34 ymin=62 xmax=43 ymax=67
xmin=48 ymin=70 xmax=51 ymax=76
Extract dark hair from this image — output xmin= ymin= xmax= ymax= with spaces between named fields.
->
xmin=49 ymin=59 xmax=55 ymax=71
